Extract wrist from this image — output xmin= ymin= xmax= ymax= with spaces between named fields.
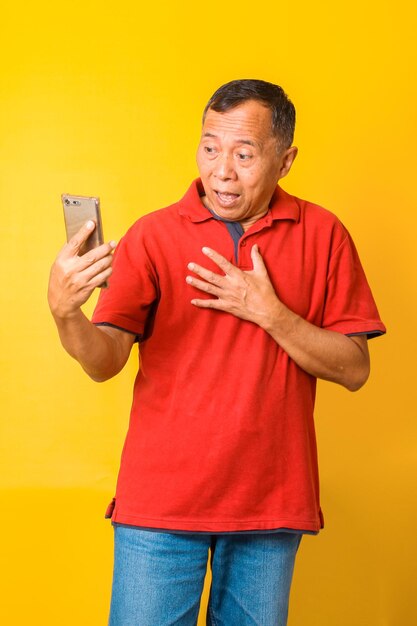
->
xmin=259 ymin=298 xmax=298 ymax=337
xmin=51 ymin=305 xmax=84 ymax=326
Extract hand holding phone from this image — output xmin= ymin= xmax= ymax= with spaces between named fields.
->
xmin=48 ymin=196 xmax=116 ymax=320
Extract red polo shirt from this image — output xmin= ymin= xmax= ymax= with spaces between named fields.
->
xmin=92 ymin=179 xmax=385 ymax=533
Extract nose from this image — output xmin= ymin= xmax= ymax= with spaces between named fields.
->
xmin=213 ymin=153 xmax=237 ymax=181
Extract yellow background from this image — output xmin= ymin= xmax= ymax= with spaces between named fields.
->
xmin=1 ymin=0 xmax=416 ymax=624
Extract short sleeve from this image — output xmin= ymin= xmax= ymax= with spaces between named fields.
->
xmin=321 ymin=232 xmax=386 ymax=339
xmin=91 ymin=221 xmax=159 ymax=340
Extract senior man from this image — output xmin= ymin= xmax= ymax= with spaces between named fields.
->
xmin=48 ymin=79 xmax=385 ymax=626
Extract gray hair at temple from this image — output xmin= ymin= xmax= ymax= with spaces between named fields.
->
xmin=202 ymin=79 xmax=296 ymax=150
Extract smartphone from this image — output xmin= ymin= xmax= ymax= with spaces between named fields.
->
xmin=61 ymin=193 xmax=104 ymax=255
xmin=61 ymin=193 xmax=108 ymax=287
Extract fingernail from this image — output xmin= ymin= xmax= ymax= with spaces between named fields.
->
xmin=186 ymin=276 xmax=193 ymax=284
xmin=188 ymin=262 xmax=194 ymax=270
xmin=86 ymin=220 xmax=95 ymax=229
xmin=202 ymin=247 xmax=210 ymax=254
xmin=110 ymin=240 xmax=117 ymax=248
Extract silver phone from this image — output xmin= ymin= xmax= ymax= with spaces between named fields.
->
xmin=61 ymin=193 xmax=107 ymax=287
xmin=62 ymin=193 xmax=104 ymax=255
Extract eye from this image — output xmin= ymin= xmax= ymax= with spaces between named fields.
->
xmin=204 ymin=146 xmax=217 ymax=155
xmin=236 ymin=153 xmax=252 ymax=161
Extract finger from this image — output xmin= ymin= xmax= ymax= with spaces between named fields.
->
xmin=186 ymin=274 xmax=222 ymax=297
xmin=77 ymin=240 xmax=117 ymax=270
xmin=81 ymin=253 xmax=114 ymax=282
xmin=86 ymin=265 xmax=113 ymax=289
xmin=250 ymin=244 xmax=267 ymax=274
xmin=190 ymin=297 xmax=223 ymax=310
xmin=202 ymin=247 xmax=237 ymax=275
xmin=62 ymin=220 xmax=96 ymax=258
xmin=187 ymin=262 xmax=224 ymax=287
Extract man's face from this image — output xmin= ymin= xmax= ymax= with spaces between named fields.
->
xmin=196 ymin=99 xmax=297 ymax=228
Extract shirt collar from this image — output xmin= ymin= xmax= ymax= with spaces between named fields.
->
xmin=177 ymin=178 xmax=300 ymax=224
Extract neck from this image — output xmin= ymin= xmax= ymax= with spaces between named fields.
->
xmin=239 ymin=212 xmax=268 ymax=232
xmin=200 ymin=194 xmax=267 ymax=232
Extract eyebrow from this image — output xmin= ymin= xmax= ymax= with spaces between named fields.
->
xmin=202 ymin=132 xmax=259 ymax=148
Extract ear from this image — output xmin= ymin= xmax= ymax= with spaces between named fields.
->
xmin=278 ymin=146 xmax=298 ymax=180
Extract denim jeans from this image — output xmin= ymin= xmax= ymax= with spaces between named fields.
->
xmin=108 ymin=525 xmax=302 ymax=626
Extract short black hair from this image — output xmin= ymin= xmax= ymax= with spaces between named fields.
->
xmin=203 ymin=79 xmax=296 ymax=149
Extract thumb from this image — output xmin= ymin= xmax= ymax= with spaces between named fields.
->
xmin=251 ymin=244 xmax=267 ymax=274
xmin=64 ymin=220 xmax=96 ymax=257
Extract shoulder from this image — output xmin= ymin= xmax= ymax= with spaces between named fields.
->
xmin=121 ymin=201 xmax=181 ymax=242
xmin=299 ymin=195 xmax=345 ymax=229
xmin=283 ymin=189 xmax=350 ymax=249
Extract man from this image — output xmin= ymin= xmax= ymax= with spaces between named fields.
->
xmin=48 ymin=79 xmax=385 ymax=626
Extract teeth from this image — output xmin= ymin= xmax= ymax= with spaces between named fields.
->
xmin=218 ymin=192 xmax=238 ymax=200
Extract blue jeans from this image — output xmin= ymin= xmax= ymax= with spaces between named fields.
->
xmin=108 ymin=525 xmax=302 ymax=625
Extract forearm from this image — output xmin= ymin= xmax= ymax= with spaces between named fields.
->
xmin=47 ymin=221 xmax=127 ymax=381
xmin=187 ymin=245 xmax=371 ymax=390
xmin=52 ymin=309 xmax=125 ymax=382
xmin=260 ymin=301 xmax=370 ymax=391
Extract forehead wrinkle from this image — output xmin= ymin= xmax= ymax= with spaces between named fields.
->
xmin=202 ymin=109 xmax=275 ymax=148
xmin=202 ymin=131 xmax=259 ymax=149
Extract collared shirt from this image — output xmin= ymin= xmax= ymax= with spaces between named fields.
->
xmin=93 ymin=179 xmax=386 ymax=534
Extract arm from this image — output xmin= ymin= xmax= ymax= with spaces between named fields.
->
xmin=186 ymin=245 xmax=370 ymax=392
xmin=48 ymin=221 xmax=135 ymax=382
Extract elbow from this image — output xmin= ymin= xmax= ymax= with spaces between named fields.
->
xmin=80 ymin=353 xmax=126 ymax=383
xmin=84 ymin=367 xmax=117 ymax=383
xmin=344 ymin=363 xmax=370 ymax=392
xmin=89 ymin=374 xmax=111 ymax=383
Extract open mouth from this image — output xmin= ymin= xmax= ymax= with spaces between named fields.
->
xmin=215 ymin=191 xmax=240 ymax=207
